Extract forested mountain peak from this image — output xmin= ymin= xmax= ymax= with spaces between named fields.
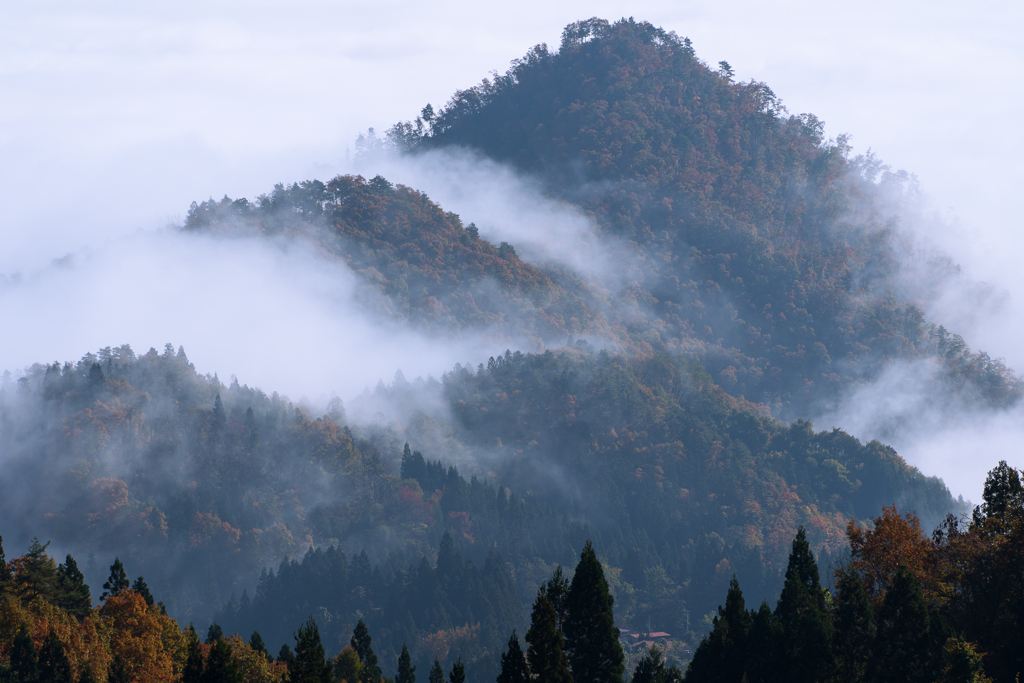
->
xmin=381 ymin=16 xmax=1020 ymax=418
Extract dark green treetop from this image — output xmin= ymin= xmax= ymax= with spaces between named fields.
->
xmin=563 ymin=541 xmax=622 ymax=683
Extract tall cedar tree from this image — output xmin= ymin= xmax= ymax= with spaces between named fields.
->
xmin=395 ymin=644 xmax=415 ymax=683
xmin=496 ymin=632 xmax=528 ymax=683
xmin=448 ymin=659 xmax=465 ymax=683
xmin=201 ymin=638 xmax=242 ymax=683
xmin=55 ymin=555 xmax=92 ymax=619
xmin=206 ymin=623 xmax=224 ymax=645
xmin=21 ymin=538 xmax=58 ymax=602
xmin=563 ymin=542 xmax=622 ymax=683
xmin=249 ymin=632 xmax=269 ymax=660
xmin=868 ymin=566 xmax=934 ymax=683
xmin=290 ymin=617 xmax=333 ymax=683
xmin=428 ymin=660 xmax=444 ymax=683
xmin=132 ymin=577 xmax=154 ymax=605
xmin=38 ymin=629 xmax=72 ymax=683
xmin=773 ymin=528 xmax=833 ymax=683
xmin=546 ymin=567 xmax=569 ymax=633
xmin=526 ymin=592 xmax=572 ymax=683
xmin=351 ymin=620 xmax=382 ymax=683
xmin=832 ymin=567 xmax=873 ymax=683
xmin=278 ymin=645 xmax=294 ymax=665
xmin=744 ymin=601 xmax=779 ymax=681
xmin=101 ymin=558 xmax=129 ymax=600
xmin=684 ymin=577 xmax=750 ymax=683
xmin=182 ymin=629 xmax=205 ymax=683
xmin=11 ymin=625 xmax=38 ymax=683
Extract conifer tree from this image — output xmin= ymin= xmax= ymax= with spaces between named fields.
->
xmin=21 ymin=538 xmax=59 ymax=602
xmin=290 ymin=617 xmax=333 ymax=683
xmin=526 ymin=592 xmax=572 ymax=683
xmin=182 ymin=629 xmax=205 ymax=683
xmin=55 ymin=555 xmax=91 ymax=619
xmin=132 ymin=577 xmax=154 ymax=606
xmin=869 ymin=566 xmax=933 ymax=683
xmin=0 ymin=535 xmax=11 ymax=592
xmin=249 ymin=632 xmax=268 ymax=659
xmin=278 ymin=645 xmax=294 ymax=665
xmin=496 ymin=632 xmax=528 ymax=683
xmin=563 ymin=541 xmax=622 ymax=683
xmin=350 ymin=620 xmax=382 ymax=683
xmin=685 ymin=576 xmax=750 ymax=683
xmin=546 ymin=567 xmax=569 ymax=633
xmin=206 ymin=623 xmax=224 ymax=644
xmin=37 ymin=629 xmax=72 ymax=683
xmin=11 ymin=625 xmax=39 ymax=683
xmin=101 ymin=558 xmax=129 ymax=601
xmin=428 ymin=660 xmax=444 ymax=683
xmin=773 ymin=528 xmax=832 ymax=683
xmin=395 ymin=644 xmax=415 ymax=683
xmin=832 ymin=567 xmax=873 ymax=683
xmin=447 ymin=659 xmax=465 ymax=683
xmin=201 ymin=638 xmax=242 ymax=683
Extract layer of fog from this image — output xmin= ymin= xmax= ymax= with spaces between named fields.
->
xmin=353 ymin=147 xmax=636 ymax=290
xmin=0 ymin=228 xmax=511 ymax=404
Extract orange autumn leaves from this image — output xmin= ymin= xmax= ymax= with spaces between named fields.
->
xmin=0 ymin=589 xmax=283 ymax=683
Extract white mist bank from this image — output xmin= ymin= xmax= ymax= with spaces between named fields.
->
xmin=0 ymin=229 xmax=508 ymax=402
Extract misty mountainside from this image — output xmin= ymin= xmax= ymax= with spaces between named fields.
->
xmin=183 ymin=174 xmax=610 ymax=348
xmin=383 ymin=17 xmax=1020 ymax=419
xmin=0 ymin=339 xmax=959 ymax=676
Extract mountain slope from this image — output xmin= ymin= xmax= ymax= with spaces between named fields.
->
xmin=395 ymin=17 xmax=1019 ymax=416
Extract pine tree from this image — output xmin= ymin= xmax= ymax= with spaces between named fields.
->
xmin=832 ymin=567 xmax=873 ymax=683
xmin=684 ymin=576 xmax=750 ymax=683
xmin=37 ymin=629 xmax=72 ymax=683
xmin=563 ymin=541 xmax=622 ymax=683
xmin=546 ymin=567 xmax=569 ymax=633
xmin=869 ymin=566 xmax=932 ymax=683
xmin=249 ymin=632 xmax=268 ymax=658
xmin=11 ymin=625 xmax=39 ymax=683
xmin=201 ymin=638 xmax=242 ymax=683
xmin=101 ymin=558 xmax=129 ymax=601
xmin=496 ymin=632 xmax=528 ymax=683
xmin=428 ymin=660 xmax=443 ymax=683
xmin=182 ymin=629 xmax=205 ymax=683
xmin=290 ymin=617 xmax=333 ymax=683
xmin=447 ymin=659 xmax=465 ymax=683
xmin=20 ymin=538 xmax=59 ymax=602
xmin=773 ymin=528 xmax=833 ymax=683
xmin=395 ymin=644 xmax=415 ymax=683
xmin=350 ymin=620 xmax=382 ymax=683
xmin=55 ymin=555 xmax=92 ymax=619
xmin=278 ymin=645 xmax=294 ymax=665
xmin=526 ymin=592 xmax=572 ymax=683
xmin=132 ymin=577 xmax=154 ymax=606
xmin=206 ymin=623 xmax=224 ymax=644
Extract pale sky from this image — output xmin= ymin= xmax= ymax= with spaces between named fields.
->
xmin=2 ymin=0 xmax=1022 ymax=499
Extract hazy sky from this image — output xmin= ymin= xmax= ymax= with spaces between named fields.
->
xmin=2 ymin=0 xmax=1022 ymax=497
